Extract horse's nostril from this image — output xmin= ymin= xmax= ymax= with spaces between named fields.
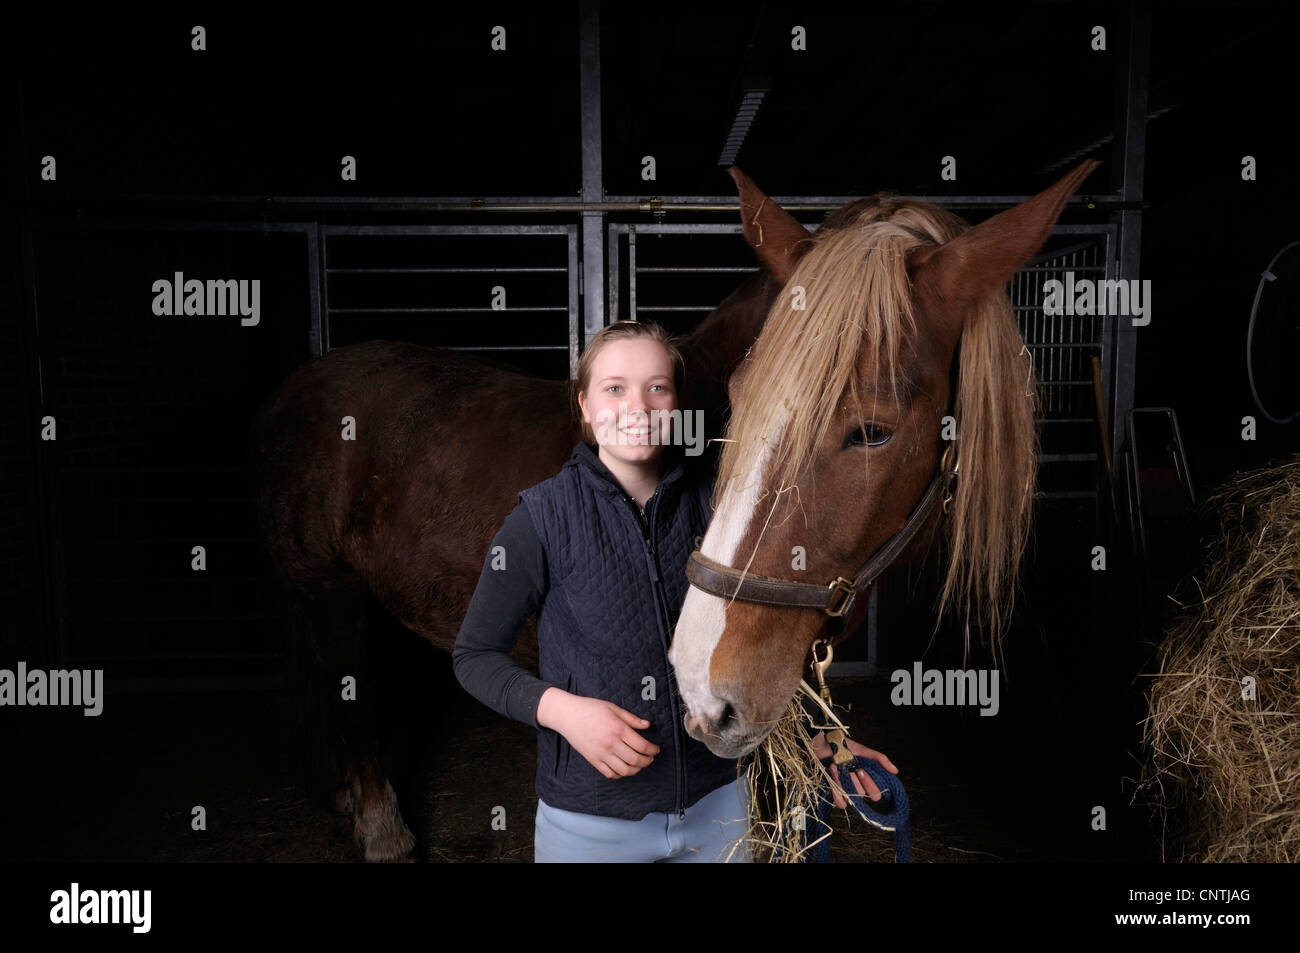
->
xmin=718 ymin=702 xmax=735 ymax=727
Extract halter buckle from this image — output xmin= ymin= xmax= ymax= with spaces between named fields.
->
xmin=824 ymin=576 xmax=855 ymax=617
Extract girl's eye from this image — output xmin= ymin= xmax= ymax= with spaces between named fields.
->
xmin=605 ymin=384 xmax=670 ymax=394
xmin=842 ymin=424 xmax=892 ymax=449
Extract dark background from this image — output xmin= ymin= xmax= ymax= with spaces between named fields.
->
xmin=2 ymin=2 xmax=1297 ymax=863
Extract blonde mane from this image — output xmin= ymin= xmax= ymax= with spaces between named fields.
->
xmin=716 ymin=199 xmax=1039 ymax=649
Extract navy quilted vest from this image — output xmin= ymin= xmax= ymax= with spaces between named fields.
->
xmin=519 ymin=441 xmax=740 ymax=820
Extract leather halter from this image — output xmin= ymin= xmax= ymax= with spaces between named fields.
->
xmin=685 ymin=444 xmax=958 ymax=645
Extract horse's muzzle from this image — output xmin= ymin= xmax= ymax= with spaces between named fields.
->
xmin=682 ymin=709 xmax=768 ymax=759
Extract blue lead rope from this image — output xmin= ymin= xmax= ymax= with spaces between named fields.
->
xmin=808 ymin=755 xmax=912 ymax=863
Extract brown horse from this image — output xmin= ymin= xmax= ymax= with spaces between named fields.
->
xmin=669 ymin=160 xmax=1100 ymax=758
xmin=250 ymin=170 xmax=785 ymax=861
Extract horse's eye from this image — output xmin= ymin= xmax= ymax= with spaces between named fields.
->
xmin=842 ymin=424 xmax=892 ymax=449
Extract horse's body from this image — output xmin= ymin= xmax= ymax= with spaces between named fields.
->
xmin=251 ymin=224 xmax=782 ymax=860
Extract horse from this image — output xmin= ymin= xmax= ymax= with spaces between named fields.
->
xmin=250 ymin=167 xmax=787 ymax=861
xmin=668 ymin=160 xmax=1101 ymax=759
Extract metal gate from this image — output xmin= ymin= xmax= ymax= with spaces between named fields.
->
xmin=318 ymin=225 xmax=581 ymax=379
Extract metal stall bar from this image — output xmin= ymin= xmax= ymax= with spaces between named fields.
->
xmin=608 ymin=222 xmax=784 ymax=317
xmin=319 ymin=224 xmax=580 ymax=378
xmin=1107 ymin=0 xmax=1151 ymax=530
xmin=27 ymin=193 xmax=1137 ymax=214
xmin=602 ymin=195 xmax=1132 ymax=211
xmin=579 ymin=0 xmax=605 ymax=345
xmin=567 ymin=228 xmax=581 ymax=378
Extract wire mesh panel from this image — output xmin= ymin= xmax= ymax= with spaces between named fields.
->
xmin=26 ymin=223 xmax=315 ymax=689
xmin=1017 ymin=227 xmax=1116 ymax=500
xmin=322 ymin=225 xmax=581 ymax=380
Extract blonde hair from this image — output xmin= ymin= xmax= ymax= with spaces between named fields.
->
xmin=718 ymin=199 xmax=1039 ymax=650
xmin=573 ymin=320 xmax=686 ymax=444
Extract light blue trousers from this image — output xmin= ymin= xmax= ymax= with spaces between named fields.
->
xmin=534 ymin=777 xmax=752 ymax=863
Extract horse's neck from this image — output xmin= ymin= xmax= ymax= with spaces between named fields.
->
xmin=679 ymin=272 xmax=779 ymax=412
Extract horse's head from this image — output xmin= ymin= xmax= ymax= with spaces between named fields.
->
xmin=669 ymin=160 xmax=1100 ymax=758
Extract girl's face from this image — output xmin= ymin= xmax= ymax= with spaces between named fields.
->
xmin=578 ymin=337 xmax=678 ymax=467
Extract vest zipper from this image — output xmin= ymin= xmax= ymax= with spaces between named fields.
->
xmin=622 ymin=488 xmax=687 ymax=819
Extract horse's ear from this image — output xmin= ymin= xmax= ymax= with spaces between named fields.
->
xmin=729 ymin=166 xmax=813 ymax=284
xmin=907 ymin=159 xmax=1101 ymax=354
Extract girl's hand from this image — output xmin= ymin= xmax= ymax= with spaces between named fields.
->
xmin=809 ymin=730 xmax=898 ymax=809
xmin=539 ymin=688 xmax=660 ymax=779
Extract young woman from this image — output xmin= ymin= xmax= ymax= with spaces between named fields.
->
xmin=452 ymin=320 xmax=748 ymax=862
xmin=453 ymin=319 xmax=897 ymax=862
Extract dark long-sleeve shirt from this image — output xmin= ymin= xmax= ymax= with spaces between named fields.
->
xmin=451 ymin=501 xmax=554 ymax=728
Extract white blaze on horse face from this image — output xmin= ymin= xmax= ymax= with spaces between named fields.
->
xmin=670 ymin=421 xmax=784 ymax=728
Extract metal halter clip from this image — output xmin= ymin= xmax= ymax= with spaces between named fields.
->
xmin=809 ymin=640 xmax=855 ymax=765
xmin=824 ymin=576 xmax=855 ymax=617
xmin=811 ymin=639 xmax=834 ymax=704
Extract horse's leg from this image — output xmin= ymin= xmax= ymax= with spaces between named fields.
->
xmin=282 ymin=588 xmax=354 ymax=817
xmin=293 ymin=582 xmax=416 ymax=862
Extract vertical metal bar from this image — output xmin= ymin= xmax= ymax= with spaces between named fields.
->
xmin=1098 ymin=225 xmax=1117 ymax=446
xmin=320 ymin=228 xmax=332 ymax=353
xmin=1030 ymin=262 xmax=1040 ymax=411
xmin=603 ymin=224 xmax=618 ymax=321
xmin=21 ymin=219 xmax=63 ymax=666
xmin=307 ymin=224 xmax=323 ymax=357
xmin=579 ymin=0 xmax=605 ymax=343
xmin=1110 ymin=0 xmax=1150 ymax=528
xmin=568 ymin=227 xmax=581 ymax=378
xmin=1099 ymin=224 xmax=1120 ymax=519
xmin=628 ymin=226 xmax=638 ymax=320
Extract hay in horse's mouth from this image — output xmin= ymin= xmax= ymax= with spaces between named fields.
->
xmin=724 ymin=681 xmax=857 ymax=863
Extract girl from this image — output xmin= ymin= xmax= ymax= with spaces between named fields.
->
xmin=453 ymin=320 xmax=896 ymax=862
xmin=452 ymin=320 xmax=747 ymax=862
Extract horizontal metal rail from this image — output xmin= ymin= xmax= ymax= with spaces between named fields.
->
xmin=328 ymin=266 xmax=568 ymax=274
xmin=81 ymin=653 xmax=282 ymax=662
xmin=328 ymin=306 xmax=568 ymax=313
xmin=20 ymin=193 xmax=1140 ymax=213
xmin=66 ymin=615 xmax=282 ymax=625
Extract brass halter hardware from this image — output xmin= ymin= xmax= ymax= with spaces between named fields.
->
xmin=810 ymin=639 xmax=854 ymax=766
xmin=824 ymin=577 xmax=855 ymax=618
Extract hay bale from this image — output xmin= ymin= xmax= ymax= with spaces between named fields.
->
xmin=1140 ymin=455 xmax=1300 ymax=862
